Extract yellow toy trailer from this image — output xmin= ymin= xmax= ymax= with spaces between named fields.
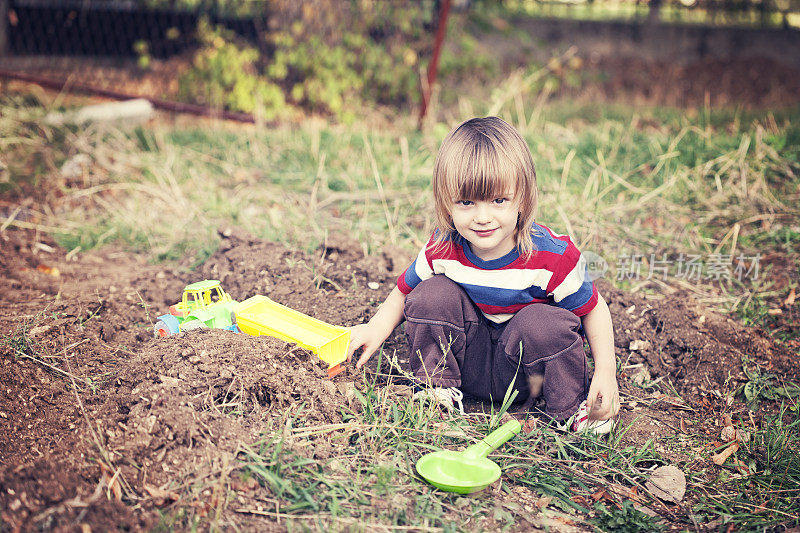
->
xmin=234 ymin=295 xmax=351 ymax=378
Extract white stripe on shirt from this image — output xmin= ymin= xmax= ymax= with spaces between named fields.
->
xmin=551 ymin=253 xmax=588 ymax=303
xmin=431 ymin=259 xmax=553 ymax=292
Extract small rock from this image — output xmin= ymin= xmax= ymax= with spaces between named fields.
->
xmin=645 ymin=465 xmax=686 ymax=503
xmin=60 ymin=153 xmax=91 ymax=180
xmin=28 ymin=324 xmax=53 ymax=337
xmin=367 ymin=282 xmax=380 ymax=290
xmin=721 ymin=425 xmax=736 ymax=442
xmin=321 ymin=381 xmax=337 ymax=396
xmin=335 ymin=381 xmax=356 ymax=398
xmin=188 ymin=355 xmax=201 ymax=364
xmin=181 ymin=348 xmax=193 ymax=357
xmin=629 ymin=339 xmax=651 ymax=351
xmin=630 ymin=366 xmax=651 ymax=387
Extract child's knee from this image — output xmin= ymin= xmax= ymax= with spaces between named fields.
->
xmin=405 ymin=276 xmax=464 ymax=318
xmin=503 ymin=304 xmax=583 ymax=363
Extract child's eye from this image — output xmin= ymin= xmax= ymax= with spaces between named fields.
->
xmin=456 ymin=200 xmax=473 ymax=206
xmin=493 ymin=198 xmax=508 ymax=205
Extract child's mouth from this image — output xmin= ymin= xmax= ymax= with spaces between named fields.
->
xmin=473 ymin=228 xmax=496 ymax=237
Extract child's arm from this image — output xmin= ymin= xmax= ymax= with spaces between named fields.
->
xmin=580 ymin=294 xmax=620 ymax=421
xmin=347 ymin=286 xmax=406 ymax=369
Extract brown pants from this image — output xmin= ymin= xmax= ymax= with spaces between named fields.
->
xmin=404 ymin=275 xmax=589 ymax=421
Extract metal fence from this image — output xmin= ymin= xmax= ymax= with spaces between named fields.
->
xmin=0 ymin=0 xmax=268 ymax=114
xmin=1 ymin=0 xmax=799 ymax=116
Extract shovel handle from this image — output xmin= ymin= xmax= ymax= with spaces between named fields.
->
xmin=464 ymin=419 xmax=522 ymax=459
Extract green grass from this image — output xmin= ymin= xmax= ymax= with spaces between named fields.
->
xmin=2 ymin=87 xmax=798 ymax=326
xmin=2 ymin=80 xmax=800 ymax=530
xmin=691 ymin=403 xmax=800 ymax=530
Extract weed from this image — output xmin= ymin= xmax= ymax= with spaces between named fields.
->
xmin=738 ymin=356 xmax=800 ymax=410
xmin=693 ymin=404 xmax=800 ymax=530
xmin=591 ymin=500 xmax=664 ymax=532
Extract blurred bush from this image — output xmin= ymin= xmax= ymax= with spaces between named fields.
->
xmin=176 ymin=0 xmax=495 ymax=119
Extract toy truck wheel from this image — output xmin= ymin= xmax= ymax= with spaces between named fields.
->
xmin=154 ymin=320 xmax=175 ymax=337
xmin=181 ymin=319 xmax=208 ymax=332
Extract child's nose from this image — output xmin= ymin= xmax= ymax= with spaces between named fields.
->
xmin=474 ymin=204 xmax=492 ymax=223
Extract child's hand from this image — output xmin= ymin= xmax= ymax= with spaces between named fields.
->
xmin=586 ymin=370 xmax=619 ymax=421
xmin=346 ymin=323 xmax=384 ymax=369
xmin=347 ymin=286 xmax=406 ymax=369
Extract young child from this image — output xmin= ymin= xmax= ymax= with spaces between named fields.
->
xmin=346 ymin=116 xmax=619 ymax=433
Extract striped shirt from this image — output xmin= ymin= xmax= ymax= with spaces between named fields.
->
xmin=397 ymin=223 xmax=599 ymax=323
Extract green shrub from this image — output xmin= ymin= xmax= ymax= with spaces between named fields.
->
xmin=178 ymin=20 xmax=286 ymax=118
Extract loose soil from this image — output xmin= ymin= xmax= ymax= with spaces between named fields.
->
xmin=1 ymin=224 xmax=798 ymax=531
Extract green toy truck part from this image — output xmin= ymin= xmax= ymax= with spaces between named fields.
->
xmin=154 ymin=280 xmax=238 ymax=336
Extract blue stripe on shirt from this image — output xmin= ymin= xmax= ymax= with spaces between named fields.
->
xmin=460 ymin=282 xmax=550 ymax=307
xmin=403 ymin=258 xmax=423 ymax=288
xmin=557 ymin=279 xmax=595 ymax=311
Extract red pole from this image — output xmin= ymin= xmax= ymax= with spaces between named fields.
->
xmin=418 ymin=0 xmax=451 ymax=128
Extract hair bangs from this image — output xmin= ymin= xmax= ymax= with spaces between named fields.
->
xmin=449 ymin=141 xmax=518 ymax=202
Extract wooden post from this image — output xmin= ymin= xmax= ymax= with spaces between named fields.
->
xmin=418 ymin=0 xmax=451 ymax=128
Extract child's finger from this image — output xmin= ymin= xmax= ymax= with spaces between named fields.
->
xmin=587 ymin=393 xmax=605 ymax=419
xmin=355 ymin=345 xmax=376 ymax=368
xmin=346 ymin=334 xmax=366 ymax=362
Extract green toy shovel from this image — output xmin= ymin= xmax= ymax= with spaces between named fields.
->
xmin=416 ymin=419 xmax=522 ymax=494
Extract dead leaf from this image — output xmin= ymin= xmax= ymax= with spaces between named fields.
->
xmin=785 ymin=288 xmax=796 ymax=307
xmin=680 ymin=417 xmax=687 ymax=433
xmin=99 ymin=463 xmax=122 ymax=501
xmin=711 ymin=441 xmax=740 ymax=465
xmin=767 ymin=308 xmax=783 ymax=315
xmin=645 ymin=465 xmax=686 ymax=503
xmin=571 ymin=495 xmax=590 ymax=507
xmin=188 ymin=500 xmax=211 ymax=517
xmin=230 ymin=478 xmax=258 ymax=493
xmin=36 ymin=264 xmax=60 ymax=277
xmin=144 ymin=483 xmax=179 ymax=507
xmin=522 ymin=417 xmax=538 ymax=434
xmin=721 ymin=425 xmax=737 ymax=442
xmin=536 ymin=495 xmax=553 ymax=508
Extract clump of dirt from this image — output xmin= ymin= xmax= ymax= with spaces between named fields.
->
xmin=1 ymin=226 xmax=796 ymax=530
xmin=604 ymin=281 xmax=800 ymax=399
xmin=104 ymin=329 xmax=347 ymax=490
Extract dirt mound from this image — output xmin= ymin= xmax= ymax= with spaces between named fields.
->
xmin=1 ymin=227 xmax=795 ymax=530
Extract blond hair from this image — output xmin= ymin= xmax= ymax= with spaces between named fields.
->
xmin=431 ymin=116 xmax=538 ymax=255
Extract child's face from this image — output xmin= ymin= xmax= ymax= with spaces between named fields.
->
xmin=450 ymin=191 xmax=519 ymax=261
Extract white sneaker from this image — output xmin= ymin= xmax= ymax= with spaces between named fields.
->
xmin=413 ymin=387 xmax=465 ymax=414
xmin=558 ymin=400 xmax=614 ymax=435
